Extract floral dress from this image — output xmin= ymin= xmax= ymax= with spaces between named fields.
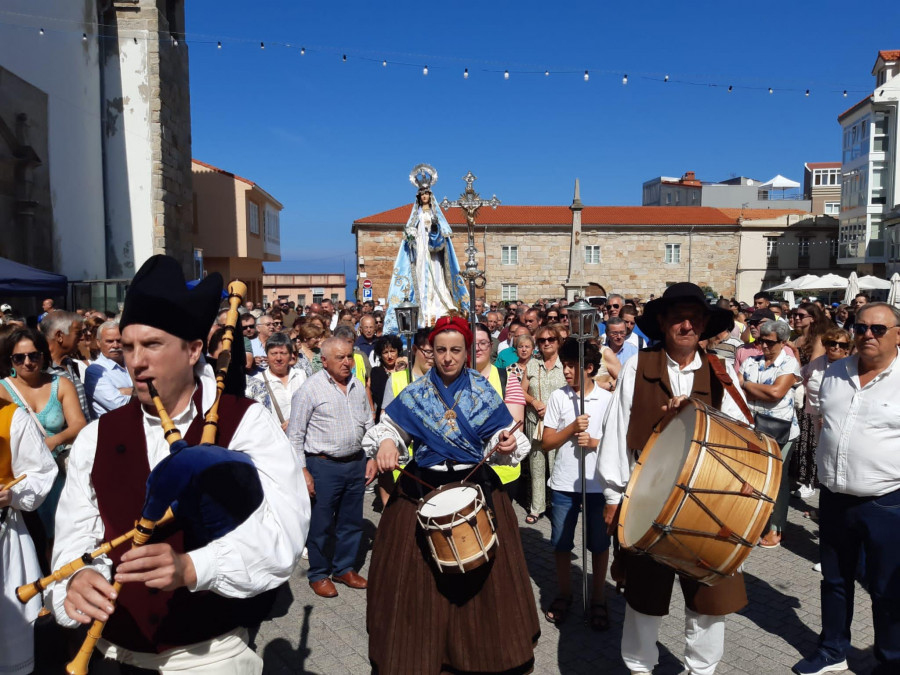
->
xmin=791 ymin=346 xmax=819 ymax=487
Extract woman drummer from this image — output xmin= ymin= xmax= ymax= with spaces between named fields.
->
xmin=363 ymin=316 xmax=539 ymax=675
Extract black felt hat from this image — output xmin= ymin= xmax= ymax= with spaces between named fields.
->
xmin=637 ymin=282 xmax=734 ymax=341
xmin=120 ymin=255 xmax=223 ymax=343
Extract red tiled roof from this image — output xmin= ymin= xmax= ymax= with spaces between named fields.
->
xmin=718 ymin=208 xmax=810 ymax=220
xmin=192 ymin=158 xmax=255 ymax=187
xmin=837 ymin=94 xmax=872 ymax=122
xmin=355 ymin=204 xmax=738 ymax=227
xmin=804 ymin=162 xmax=841 ymax=170
xmin=876 ymin=49 xmax=900 ymax=64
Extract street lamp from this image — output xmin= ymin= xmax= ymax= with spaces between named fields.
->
xmin=565 ymin=298 xmax=598 ymax=617
xmin=394 ymin=299 xmax=419 ymax=383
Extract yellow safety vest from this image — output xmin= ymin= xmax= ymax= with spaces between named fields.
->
xmin=486 ymin=366 xmax=521 ymax=485
xmin=353 ymin=352 xmax=368 ymax=385
xmin=390 ymin=370 xmax=414 ymax=481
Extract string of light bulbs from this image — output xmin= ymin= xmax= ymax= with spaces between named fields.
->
xmin=0 ymin=9 xmax=871 ymax=98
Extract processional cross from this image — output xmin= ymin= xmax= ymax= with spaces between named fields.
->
xmin=440 ymin=172 xmax=501 ymax=366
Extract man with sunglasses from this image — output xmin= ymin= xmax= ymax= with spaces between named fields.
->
xmin=794 ymin=302 xmax=900 ymax=675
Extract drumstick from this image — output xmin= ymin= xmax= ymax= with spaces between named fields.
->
xmin=396 ymin=467 xmax=436 ymax=492
xmin=463 ymin=420 xmax=524 ymax=484
xmin=1 ymin=474 xmax=26 ymax=491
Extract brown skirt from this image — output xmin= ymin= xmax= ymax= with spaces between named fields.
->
xmin=367 ymin=465 xmax=540 ymax=675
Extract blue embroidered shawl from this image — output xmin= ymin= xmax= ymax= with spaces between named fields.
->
xmin=385 ymin=366 xmax=513 ymax=468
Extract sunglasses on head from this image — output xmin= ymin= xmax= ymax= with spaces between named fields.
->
xmin=853 ymin=323 xmax=896 ymax=338
xmin=11 ymin=351 xmax=41 ymax=366
xmin=823 ymin=340 xmax=850 ymax=349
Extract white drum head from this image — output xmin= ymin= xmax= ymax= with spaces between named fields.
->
xmin=419 ymin=486 xmax=478 ymax=518
xmin=622 ymin=405 xmax=695 ymax=545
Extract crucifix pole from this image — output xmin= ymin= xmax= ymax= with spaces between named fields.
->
xmin=440 ymin=172 xmax=501 ymax=368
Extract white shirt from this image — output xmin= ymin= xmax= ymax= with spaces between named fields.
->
xmin=1 ymin=408 xmax=58 ymax=671
xmin=817 ymin=349 xmax=900 ymax=497
xmin=598 ymin=350 xmax=747 ymax=505
xmin=84 ymin=353 xmax=133 ymax=419
xmin=545 ymin=384 xmax=612 ymax=493
xmin=49 ymin=363 xmax=310 ymax=628
xmin=252 ymin=368 xmax=307 ymax=423
xmin=740 ymin=349 xmax=800 ymax=441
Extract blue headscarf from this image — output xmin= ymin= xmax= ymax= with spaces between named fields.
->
xmin=385 ymin=366 xmax=512 ymax=468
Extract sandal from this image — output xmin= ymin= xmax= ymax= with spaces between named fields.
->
xmin=525 ymin=513 xmax=540 ymax=525
xmin=545 ymin=596 xmax=572 ymax=624
xmin=590 ymin=601 xmax=610 ymax=631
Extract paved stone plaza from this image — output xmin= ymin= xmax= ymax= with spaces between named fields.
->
xmin=257 ymin=490 xmax=878 ymax=675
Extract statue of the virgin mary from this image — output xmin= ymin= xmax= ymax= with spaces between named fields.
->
xmin=383 ymin=165 xmax=469 ymax=333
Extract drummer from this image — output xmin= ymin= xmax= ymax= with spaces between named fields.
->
xmin=598 ymin=282 xmax=748 ymax=675
xmin=363 ymin=316 xmax=538 ymax=675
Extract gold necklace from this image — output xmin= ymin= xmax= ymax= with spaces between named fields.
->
xmin=430 ymin=382 xmax=461 ymax=431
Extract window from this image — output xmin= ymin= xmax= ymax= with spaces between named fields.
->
xmin=824 ymin=202 xmax=840 ymax=215
xmin=664 ymin=243 xmax=681 ymax=264
xmin=842 ymin=116 xmax=870 ymax=163
xmin=264 ymin=206 xmax=280 ymax=243
xmin=798 ymin=237 xmax=810 ymax=264
xmin=830 ymin=238 xmax=839 ymax=259
xmin=331 ymin=293 xmax=339 ymax=302
xmin=665 ymin=192 xmax=672 ymax=205
xmin=874 ymin=111 xmax=890 ymax=153
xmin=766 ymin=236 xmax=779 ymax=260
xmin=584 ymin=245 xmax=601 ymax=264
xmin=871 ymin=165 xmax=887 ymax=205
xmin=297 ymin=294 xmax=306 ymax=306
xmin=312 ymin=288 xmax=324 ymax=303
xmin=501 ymin=245 xmax=518 ymax=265
xmin=501 ymin=284 xmax=518 ymax=302
xmin=247 ymin=202 xmax=260 ymax=235
xmin=813 ymin=168 xmax=841 ymax=186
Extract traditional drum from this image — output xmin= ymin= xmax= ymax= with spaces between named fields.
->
xmin=618 ymin=398 xmax=782 ymax=585
xmin=417 ymin=482 xmax=498 ymax=573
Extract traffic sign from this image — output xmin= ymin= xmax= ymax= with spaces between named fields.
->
xmin=362 ymin=288 xmax=373 ymax=300
xmin=362 ymin=279 xmax=373 ymax=289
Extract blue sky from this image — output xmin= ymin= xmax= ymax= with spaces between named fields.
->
xmin=186 ymin=1 xmax=900 ymax=289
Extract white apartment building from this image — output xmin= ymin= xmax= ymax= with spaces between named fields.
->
xmin=837 ymin=50 xmax=900 ymax=275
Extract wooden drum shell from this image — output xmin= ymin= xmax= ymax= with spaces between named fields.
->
xmin=417 ymin=482 xmax=498 ymax=574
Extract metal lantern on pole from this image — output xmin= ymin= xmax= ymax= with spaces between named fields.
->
xmin=565 ymin=298 xmax=598 ymax=617
xmin=394 ymin=299 xmax=419 ymax=383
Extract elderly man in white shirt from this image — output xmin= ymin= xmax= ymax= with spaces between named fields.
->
xmin=83 ymin=321 xmax=133 ymax=418
xmin=248 ymin=332 xmax=306 ymax=430
xmin=793 ymin=302 xmax=900 ymax=675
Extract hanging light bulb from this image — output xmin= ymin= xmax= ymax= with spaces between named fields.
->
xmin=622 ymin=73 xmax=628 ymax=85
xmin=584 ymin=70 xmax=589 ymax=82
xmin=463 ymin=68 xmax=469 ymax=79
xmin=544 ymin=70 xmax=549 ymax=77
xmin=842 ymin=90 xmax=847 ymax=97
xmin=768 ymin=87 xmax=773 ymax=94
xmin=217 ymin=41 xmax=222 ymax=49
xmin=504 ymin=70 xmax=509 ymax=80
xmin=172 ymin=35 xmax=179 ymax=47
xmin=39 ymin=27 xmax=44 ymax=36
xmin=260 ymin=41 xmax=265 ymax=49
xmin=382 ymin=59 xmax=387 ymax=67
xmin=82 ymin=32 xmax=87 ymax=41
xmin=300 ymin=47 xmax=305 ymax=55
xmin=805 ymin=89 xmax=810 ymax=97
xmin=342 ymin=54 xmax=347 ymax=62
xmin=728 ymin=85 xmax=733 ymax=93
xmin=423 ymin=65 xmax=428 ymax=76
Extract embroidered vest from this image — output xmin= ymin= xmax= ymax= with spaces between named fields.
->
xmin=625 ymin=347 xmax=724 ymax=456
xmin=90 ymin=387 xmax=270 ymax=653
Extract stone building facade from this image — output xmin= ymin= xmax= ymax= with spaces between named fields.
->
xmin=353 ymin=204 xmax=746 ymax=304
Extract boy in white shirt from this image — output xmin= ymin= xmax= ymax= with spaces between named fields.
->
xmin=541 ymin=339 xmax=614 ymax=630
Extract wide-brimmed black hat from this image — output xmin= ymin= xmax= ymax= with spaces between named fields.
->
xmin=120 ymin=255 xmax=223 ymax=343
xmin=637 ymin=282 xmax=734 ymax=341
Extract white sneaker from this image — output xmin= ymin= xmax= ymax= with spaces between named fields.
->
xmin=813 ymin=562 xmax=822 ymax=572
xmin=798 ymin=485 xmax=816 ymax=498
xmin=302 ymin=547 xmax=308 ymax=560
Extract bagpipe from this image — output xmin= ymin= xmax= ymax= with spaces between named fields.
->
xmin=16 ymin=281 xmax=265 ymax=675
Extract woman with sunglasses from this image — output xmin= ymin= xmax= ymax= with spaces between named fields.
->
xmin=802 ymin=327 xmax=852 ymax=432
xmin=790 ymin=302 xmax=830 ymax=498
xmin=521 ymin=324 xmax=567 ymax=524
xmin=0 ymin=328 xmax=87 ymax=558
xmin=295 ymin=323 xmax=325 ymax=377
xmin=738 ymin=320 xmax=801 ymax=549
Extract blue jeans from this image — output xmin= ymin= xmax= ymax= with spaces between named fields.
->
xmin=767 ymin=440 xmax=793 ymax=533
xmin=548 ymin=490 xmax=610 ymax=554
xmin=306 ymin=453 xmax=366 ymax=583
xmin=818 ymin=487 xmax=900 ymax=667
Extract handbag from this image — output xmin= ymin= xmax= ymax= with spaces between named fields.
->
xmin=531 ymin=369 xmax=544 ymax=442
xmin=753 ymin=412 xmax=792 ymax=446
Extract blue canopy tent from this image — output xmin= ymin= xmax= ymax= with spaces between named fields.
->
xmin=0 ymin=257 xmax=68 ymax=296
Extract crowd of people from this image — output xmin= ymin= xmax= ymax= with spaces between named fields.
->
xmin=0 ymin=269 xmax=897 ymax=675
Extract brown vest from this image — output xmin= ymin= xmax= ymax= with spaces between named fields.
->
xmin=90 ymin=386 xmax=267 ymax=653
xmin=625 ymin=347 xmax=724 ymax=455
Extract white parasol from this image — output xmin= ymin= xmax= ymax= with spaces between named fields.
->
xmin=858 ymin=275 xmax=892 ymax=291
xmin=843 ymin=272 xmax=860 ymax=305
xmin=887 ymin=273 xmax=900 ymax=307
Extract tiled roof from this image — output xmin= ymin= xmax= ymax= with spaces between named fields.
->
xmin=876 ymin=50 xmax=900 ymax=63
xmin=355 ymin=204 xmax=738 ymax=226
xmin=804 ymin=162 xmax=841 ymax=170
xmin=718 ymin=208 xmax=811 ymax=220
xmin=192 ymin=159 xmax=283 ymax=208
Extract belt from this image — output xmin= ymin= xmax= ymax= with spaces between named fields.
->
xmin=306 ymin=450 xmax=364 ymax=464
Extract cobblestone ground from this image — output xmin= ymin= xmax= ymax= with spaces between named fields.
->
xmin=257 ymin=490 xmax=877 ymax=675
